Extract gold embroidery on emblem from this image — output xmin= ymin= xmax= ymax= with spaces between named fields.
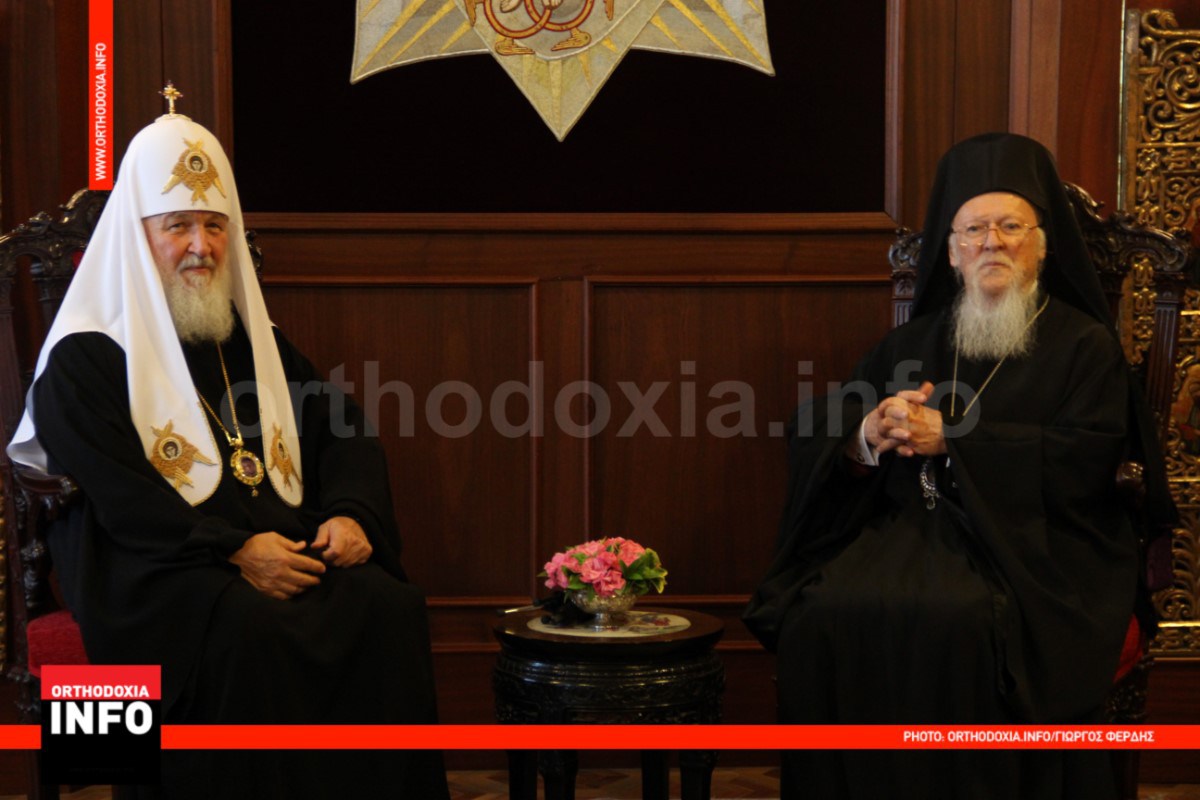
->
xmin=267 ymin=423 xmax=300 ymax=489
xmin=161 ymin=138 xmax=227 ymax=206
xmin=149 ymin=421 xmax=217 ymax=489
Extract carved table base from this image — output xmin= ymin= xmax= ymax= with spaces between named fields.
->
xmin=492 ymin=608 xmax=725 ymax=800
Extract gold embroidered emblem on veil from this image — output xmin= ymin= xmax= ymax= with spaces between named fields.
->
xmin=267 ymin=423 xmax=301 ymax=489
xmin=162 ymin=138 xmax=227 ymax=206
xmin=149 ymin=420 xmax=217 ymax=489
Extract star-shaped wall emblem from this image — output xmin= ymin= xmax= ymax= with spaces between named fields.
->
xmin=353 ymin=0 xmax=773 ymax=140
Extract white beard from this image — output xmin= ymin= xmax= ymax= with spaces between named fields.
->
xmin=952 ymin=279 xmax=1040 ymax=361
xmin=162 ymin=255 xmax=235 ymax=344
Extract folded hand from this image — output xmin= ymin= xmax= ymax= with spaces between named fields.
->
xmin=229 ymin=532 xmax=325 ymax=600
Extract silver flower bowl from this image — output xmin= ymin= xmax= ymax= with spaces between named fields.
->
xmin=568 ymin=590 xmax=637 ymax=630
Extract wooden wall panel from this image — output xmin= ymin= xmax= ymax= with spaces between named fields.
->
xmin=113 ymin=0 xmax=163 ymax=169
xmin=0 ymin=0 xmax=89 ymax=371
xmin=111 ymin=0 xmax=231 ymax=173
xmin=893 ymin=0 xmax=1014 ymax=228
xmin=953 ymin=0 xmax=1012 ymax=140
xmin=51 ymin=1 xmax=89 ymax=200
xmin=538 ymin=277 xmax=590 ymax=584
xmin=1008 ymin=0 xmax=1062 ymax=149
xmin=243 ymin=215 xmax=900 ymax=278
xmin=1055 ymin=0 xmax=1125 ymax=211
xmin=588 ymin=281 xmax=890 ymax=595
xmin=263 ymin=282 xmax=536 ymax=596
xmin=160 ymin=0 xmax=230 ymax=146
xmin=895 ymin=0 xmax=958 ymax=227
xmin=0 ymin=0 xmax=87 ymax=230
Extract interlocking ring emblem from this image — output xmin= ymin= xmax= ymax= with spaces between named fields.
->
xmin=466 ymin=0 xmax=616 ymax=55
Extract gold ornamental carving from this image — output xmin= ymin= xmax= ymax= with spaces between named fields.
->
xmin=1161 ymin=305 xmax=1200 ymax=656
xmin=1123 ymin=10 xmax=1200 ymax=657
xmin=1124 ymin=10 xmax=1200 ymax=234
xmin=1066 ymin=183 xmax=1171 ymax=368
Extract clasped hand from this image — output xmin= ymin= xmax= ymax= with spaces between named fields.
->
xmin=863 ymin=380 xmax=947 ymax=458
xmin=229 ymin=516 xmax=373 ymax=600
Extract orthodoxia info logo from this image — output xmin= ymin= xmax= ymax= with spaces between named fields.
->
xmin=41 ymin=664 xmax=161 ymax=785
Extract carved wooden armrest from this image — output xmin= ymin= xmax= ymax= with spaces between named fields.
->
xmin=11 ymin=464 xmax=79 ymax=515
xmin=9 ymin=464 xmax=79 ymax=618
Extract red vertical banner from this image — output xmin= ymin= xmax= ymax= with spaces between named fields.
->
xmin=88 ymin=0 xmax=114 ymax=190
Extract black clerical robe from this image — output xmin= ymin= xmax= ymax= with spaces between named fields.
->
xmin=745 ymin=296 xmax=1138 ymax=800
xmin=33 ymin=319 xmax=448 ymax=799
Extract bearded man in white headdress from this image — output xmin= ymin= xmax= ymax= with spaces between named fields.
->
xmin=8 ymin=100 xmax=449 ymax=799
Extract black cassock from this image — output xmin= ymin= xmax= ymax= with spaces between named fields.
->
xmin=33 ymin=318 xmax=448 ymax=799
xmin=745 ymin=296 xmax=1138 ymax=800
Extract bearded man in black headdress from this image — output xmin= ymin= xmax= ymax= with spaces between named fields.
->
xmin=745 ymin=133 xmax=1175 ymax=799
xmin=7 ymin=100 xmax=449 ymax=798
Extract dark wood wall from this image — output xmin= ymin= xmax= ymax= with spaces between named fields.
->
xmin=3 ymin=0 xmax=1197 ymax=786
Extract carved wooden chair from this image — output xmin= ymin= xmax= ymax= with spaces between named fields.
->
xmin=888 ymin=181 xmax=1192 ymax=800
xmin=0 ymin=189 xmax=262 ymax=799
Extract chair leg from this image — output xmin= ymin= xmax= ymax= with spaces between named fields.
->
xmin=640 ymin=750 xmax=669 ymax=800
xmin=505 ymin=751 xmax=538 ymax=800
xmin=1110 ymin=749 xmax=1139 ymax=800
xmin=539 ymin=750 xmax=578 ymax=800
xmin=679 ymin=750 xmax=718 ymax=800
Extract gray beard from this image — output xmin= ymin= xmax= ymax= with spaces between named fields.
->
xmin=163 ymin=256 xmax=235 ymax=344
xmin=952 ymin=282 xmax=1040 ymax=361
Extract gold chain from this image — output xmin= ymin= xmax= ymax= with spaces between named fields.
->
xmin=196 ymin=343 xmax=264 ymax=494
xmin=197 ymin=343 xmax=244 ymax=447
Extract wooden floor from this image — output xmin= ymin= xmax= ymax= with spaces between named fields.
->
xmin=444 ymin=769 xmax=1200 ymax=799
xmin=3 ymin=770 xmax=1198 ymax=799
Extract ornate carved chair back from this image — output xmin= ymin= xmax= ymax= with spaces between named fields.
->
xmin=0 ymin=190 xmax=108 ymax=458
xmin=0 ymin=189 xmax=110 ymax=691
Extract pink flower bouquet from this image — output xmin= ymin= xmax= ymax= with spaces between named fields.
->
xmin=541 ymin=537 xmax=667 ymax=600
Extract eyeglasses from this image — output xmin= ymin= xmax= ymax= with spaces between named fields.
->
xmin=951 ymin=220 xmax=1039 ymax=246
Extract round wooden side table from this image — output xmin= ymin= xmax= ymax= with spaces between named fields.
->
xmin=492 ymin=607 xmax=725 ymax=800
